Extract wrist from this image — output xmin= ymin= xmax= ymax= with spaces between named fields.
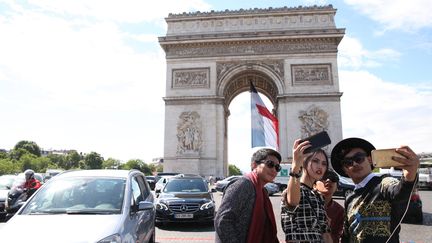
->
xmin=289 ymin=167 xmax=302 ymax=178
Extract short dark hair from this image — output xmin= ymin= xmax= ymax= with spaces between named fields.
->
xmin=251 ymin=148 xmax=281 ymax=163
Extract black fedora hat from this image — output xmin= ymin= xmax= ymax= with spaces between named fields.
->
xmin=330 ymin=137 xmax=375 ymax=177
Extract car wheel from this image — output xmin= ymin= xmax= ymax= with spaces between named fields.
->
xmin=344 ymin=189 xmax=353 ymax=198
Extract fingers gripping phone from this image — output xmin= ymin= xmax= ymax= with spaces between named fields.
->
xmin=300 ymin=131 xmax=331 ymax=154
xmin=371 ymin=149 xmax=405 ymax=168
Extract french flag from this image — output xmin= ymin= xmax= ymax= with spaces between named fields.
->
xmin=250 ymin=82 xmax=279 ymax=150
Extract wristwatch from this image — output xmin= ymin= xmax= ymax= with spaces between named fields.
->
xmin=289 ymin=168 xmax=302 ymax=178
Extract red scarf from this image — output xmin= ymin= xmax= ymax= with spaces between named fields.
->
xmin=246 ymin=172 xmax=278 ymax=243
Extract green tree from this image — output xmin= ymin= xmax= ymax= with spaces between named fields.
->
xmin=103 ymin=158 xmax=121 ymax=169
xmin=121 ymin=159 xmax=152 ymax=175
xmin=9 ymin=148 xmax=31 ymax=160
xmin=83 ymin=152 xmax=104 ymax=169
xmin=0 ymin=158 xmax=19 ymax=175
xmin=65 ymin=150 xmax=81 ymax=169
xmin=13 ymin=140 xmax=41 ymax=157
xmin=228 ymin=164 xmax=242 ymax=176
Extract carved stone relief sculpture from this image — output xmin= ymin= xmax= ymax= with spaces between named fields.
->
xmin=298 ymin=105 xmax=329 ymax=138
xmin=217 ymin=60 xmax=284 ymax=81
xmin=291 ymin=64 xmax=332 ymax=85
xmin=172 ymin=68 xmax=210 ymax=88
xmin=177 ymin=111 xmax=202 ymax=155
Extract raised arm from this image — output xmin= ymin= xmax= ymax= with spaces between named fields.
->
xmin=285 ymin=139 xmax=310 ymax=206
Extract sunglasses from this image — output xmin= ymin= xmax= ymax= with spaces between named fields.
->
xmin=260 ymin=160 xmax=282 ymax=172
xmin=341 ymin=152 xmax=368 ymax=167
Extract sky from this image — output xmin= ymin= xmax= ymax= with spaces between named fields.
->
xmin=0 ymin=0 xmax=431 ymax=173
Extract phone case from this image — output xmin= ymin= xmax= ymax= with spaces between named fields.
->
xmin=371 ymin=149 xmax=405 ymax=168
xmin=300 ymin=131 xmax=331 ymax=154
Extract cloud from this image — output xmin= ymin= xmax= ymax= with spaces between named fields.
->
xmin=344 ymin=0 xmax=432 ymax=31
xmin=339 ymin=70 xmax=432 ymax=153
xmin=338 ymin=36 xmax=401 ymax=69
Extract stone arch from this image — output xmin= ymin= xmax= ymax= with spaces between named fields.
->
xmin=159 ymin=6 xmax=344 ymax=177
xmin=217 ymin=63 xmax=284 ymax=109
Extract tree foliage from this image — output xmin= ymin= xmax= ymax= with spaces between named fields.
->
xmin=83 ymin=152 xmax=104 ymax=169
xmin=13 ymin=140 xmax=41 ymax=157
xmin=228 ymin=164 xmax=242 ymax=176
xmin=0 ymin=141 xmax=159 ymax=176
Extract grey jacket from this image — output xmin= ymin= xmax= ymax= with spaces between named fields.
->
xmin=214 ymin=176 xmax=256 ymax=243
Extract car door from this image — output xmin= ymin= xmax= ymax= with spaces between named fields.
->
xmin=129 ymin=174 xmax=155 ymax=243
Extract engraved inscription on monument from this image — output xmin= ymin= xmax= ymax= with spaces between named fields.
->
xmin=291 ymin=64 xmax=332 ymax=85
xmin=176 ymin=111 xmax=202 ymax=155
xmin=172 ymin=68 xmax=210 ymax=88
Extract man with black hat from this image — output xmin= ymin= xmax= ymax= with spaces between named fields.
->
xmin=331 ymin=138 xmax=419 ymax=243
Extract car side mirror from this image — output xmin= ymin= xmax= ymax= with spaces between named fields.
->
xmin=138 ymin=201 xmax=154 ymax=211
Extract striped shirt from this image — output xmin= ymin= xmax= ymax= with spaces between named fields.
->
xmin=281 ymin=183 xmax=330 ymax=243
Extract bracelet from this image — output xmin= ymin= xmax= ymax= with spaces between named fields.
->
xmin=289 ymin=169 xmax=302 ymax=178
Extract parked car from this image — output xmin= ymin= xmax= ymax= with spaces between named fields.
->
xmin=214 ymin=175 xmax=242 ymax=192
xmin=154 ymin=176 xmax=176 ymax=194
xmin=334 ymin=176 xmax=355 ymax=198
xmin=264 ymin=182 xmax=280 ymax=196
xmin=44 ymin=169 xmax=64 ymax=182
xmin=1 ymin=169 xmax=156 ymax=243
xmin=401 ymin=188 xmax=423 ymax=224
xmin=155 ymin=174 xmax=216 ymax=225
xmin=146 ymin=176 xmax=156 ymax=190
xmin=0 ymin=175 xmax=16 ymax=221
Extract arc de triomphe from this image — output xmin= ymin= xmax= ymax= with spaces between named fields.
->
xmin=159 ymin=5 xmax=345 ymax=178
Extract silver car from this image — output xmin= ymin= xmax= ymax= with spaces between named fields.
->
xmin=1 ymin=169 xmax=155 ymax=243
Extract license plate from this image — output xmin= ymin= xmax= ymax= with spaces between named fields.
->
xmin=174 ymin=213 xmax=193 ymax=219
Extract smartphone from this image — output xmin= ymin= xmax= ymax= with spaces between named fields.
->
xmin=299 ymin=131 xmax=331 ymax=154
xmin=371 ymin=149 xmax=405 ymax=168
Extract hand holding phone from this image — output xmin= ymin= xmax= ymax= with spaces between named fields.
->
xmin=299 ymin=131 xmax=331 ymax=154
xmin=371 ymin=149 xmax=405 ymax=168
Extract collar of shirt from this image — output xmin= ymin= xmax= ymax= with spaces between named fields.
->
xmin=354 ymin=173 xmax=378 ymax=191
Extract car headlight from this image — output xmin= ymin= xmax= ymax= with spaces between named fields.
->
xmin=200 ymin=201 xmax=215 ymax=210
xmin=155 ymin=202 xmax=168 ymax=210
xmin=97 ymin=234 xmax=121 ymax=243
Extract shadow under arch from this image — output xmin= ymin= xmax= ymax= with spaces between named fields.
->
xmin=217 ymin=63 xmax=284 ymax=110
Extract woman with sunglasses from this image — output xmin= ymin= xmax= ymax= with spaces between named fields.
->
xmin=281 ymin=139 xmax=332 ymax=243
xmin=215 ymin=148 xmax=281 ymax=243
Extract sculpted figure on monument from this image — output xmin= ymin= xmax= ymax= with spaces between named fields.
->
xmin=298 ymin=105 xmax=329 ymax=138
xmin=177 ymin=111 xmax=202 ymax=154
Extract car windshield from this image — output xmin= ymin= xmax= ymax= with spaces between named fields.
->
xmin=0 ymin=176 xmax=15 ymax=189
xmin=21 ymin=177 xmax=126 ymax=215
xmin=164 ymin=178 xmax=207 ymax=193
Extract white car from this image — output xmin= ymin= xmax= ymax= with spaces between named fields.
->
xmin=1 ymin=169 xmax=156 ymax=243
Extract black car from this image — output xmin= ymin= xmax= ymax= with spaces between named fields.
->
xmin=146 ymin=176 xmax=156 ymax=190
xmin=214 ymin=175 xmax=242 ymax=192
xmin=155 ymin=174 xmax=216 ymax=225
xmin=334 ymin=176 xmax=355 ymax=198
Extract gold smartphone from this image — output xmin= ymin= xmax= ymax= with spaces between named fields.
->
xmin=371 ymin=149 xmax=405 ymax=168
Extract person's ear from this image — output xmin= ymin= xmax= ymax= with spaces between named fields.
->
xmin=251 ymin=161 xmax=258 ymax=171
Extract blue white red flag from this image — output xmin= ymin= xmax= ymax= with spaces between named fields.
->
xmin=250 ymin=82 xmax=279 ymax=150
